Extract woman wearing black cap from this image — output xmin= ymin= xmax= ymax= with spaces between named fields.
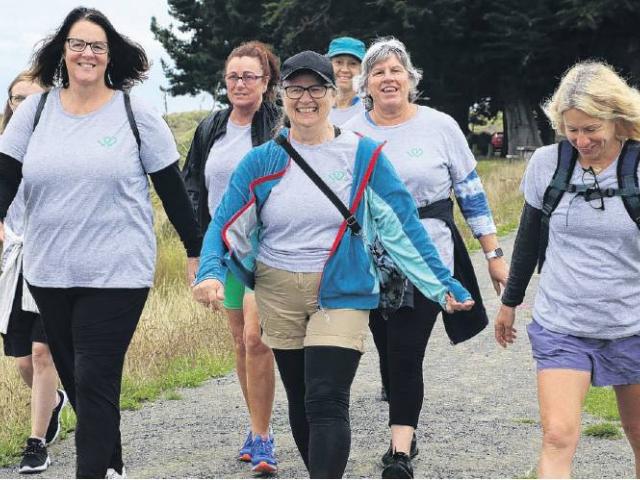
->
xmin=193 ymin=50 xmax=474 ymax=478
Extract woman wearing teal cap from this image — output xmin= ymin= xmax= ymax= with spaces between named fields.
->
xmin=327 ymin=36 xmax=366 ymax=126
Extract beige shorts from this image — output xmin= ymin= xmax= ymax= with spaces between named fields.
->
xmin=254 ymin=262 xmax=369 ymax=352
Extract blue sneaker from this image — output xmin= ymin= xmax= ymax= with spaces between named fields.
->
xmin=250 ymin=434 xmax=277 ymax=474
xmin=238 ymin=429 xmax=253 ymax=462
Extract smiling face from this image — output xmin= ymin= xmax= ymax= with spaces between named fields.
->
xmin=283 ymin=71 xmax=335 ymax=131
xmin=562 ymin=108 xmax=619 ymax=162
xmin=331 ymin=55 xmax=361 ymax=94
xmin=367 ymin=54 xmax=412 ymax=112
xmin=64 ymin=20 xmax=109 ymax=88
xmin=225 ymin=55 xmax=268 ymax=111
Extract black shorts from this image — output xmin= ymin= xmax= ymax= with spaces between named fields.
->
xmin=1 ymin=275 xmax=47 ymax=358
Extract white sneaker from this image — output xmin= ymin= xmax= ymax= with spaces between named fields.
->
xmin=105 ymin=466 xmax=126 ymax=479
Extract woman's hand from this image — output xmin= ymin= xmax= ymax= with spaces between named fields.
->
xmin=444 ymin=294 xmax=475 ymax=314
xmin=187 ymin=257 xmax=199 ymax=285
xmin=192 ymin=278 xmax=225 ymax=310
xmin=0 ymin=221 xmax=4 ymax=243
xmin=494 ymin=304 xmax=517 ymax=348
xmin=488 ymin=257 xmax=509 ymax=296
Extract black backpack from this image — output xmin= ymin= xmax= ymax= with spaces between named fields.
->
xmin=32 ymin=90 xmax=141 ymax=150
xmin=538 ymin=139 xmax=640 ymax=270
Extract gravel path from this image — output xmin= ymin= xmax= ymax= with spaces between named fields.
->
xmin=1 ymin=233 xmax=633 ymax=478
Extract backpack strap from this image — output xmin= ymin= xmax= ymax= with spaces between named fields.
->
xmin=538 ymin=140 xmax=578 ymax=270
xmin=123 ymin=92 xmax=141 ymax=151
xmin=617 ymin=139 xmax=640 ymax=230
xmin=32 ymin=91 xmax=50 ymax=131
xmin=541 ymin=140 xmax=578 ymax=218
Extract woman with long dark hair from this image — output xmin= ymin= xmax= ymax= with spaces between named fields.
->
xmin=0 ymin=8 xmax=201 ymax=478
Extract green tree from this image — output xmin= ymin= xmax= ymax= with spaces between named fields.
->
xmin=150 ymin=0 xmax=267 ymax=99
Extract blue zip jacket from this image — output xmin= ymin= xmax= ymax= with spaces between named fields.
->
xmin=196 ymin=131 xmax=471 ymax=310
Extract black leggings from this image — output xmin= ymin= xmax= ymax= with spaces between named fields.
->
xmin=369 ymin=289 xmax=441 ymax=428
xmin=28 ymin=285 xmax=149 ymax=479
xmin=273 ymin=346 xmax=361 ymax=479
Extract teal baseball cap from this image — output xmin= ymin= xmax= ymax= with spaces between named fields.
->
xmin=327 ymin=37 xmax=366 ymax=62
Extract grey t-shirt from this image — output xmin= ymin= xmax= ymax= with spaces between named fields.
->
xmin=257 ymin=131 xmax=358 ymax=272
xmin=344 ymin=106 xmax=476 ymax=269
xmin=4 ymin=183 xmax=26 ymax=236
xmin=523 ymin=144 xmax=640 ymax=339
xmin=204 ymin=119 xmax=252 ymax=216
xmin=0 ymin=88 xmax=179 ymax=288
xmin=329 ymin=98 xmax=365 ymax=127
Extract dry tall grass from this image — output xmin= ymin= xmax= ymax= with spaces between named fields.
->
xmin=455 ymin=159 xmax=527 ymax=250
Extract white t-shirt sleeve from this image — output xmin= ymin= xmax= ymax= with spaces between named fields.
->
xmin=0 ymin=93 xmax=41 ymax=163
xmin=129 ymin=96 xmax=180 ymax=173
xmin=442 ymin=114 xmax=477 ymax=183
xmin=521 ymin=145 xmax=556 ymax=210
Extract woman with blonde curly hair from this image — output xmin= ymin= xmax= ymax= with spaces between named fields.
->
xmin=496 ymin=60 xmax=640 ymax=478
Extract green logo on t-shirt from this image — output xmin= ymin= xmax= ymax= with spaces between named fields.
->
xmin=407 ymin=147 xmax=423 ymax=158
xmin=98 ymin=136 xmax=117 ymax=147
xmin=328 ymin=170 xmax=348 ymax=182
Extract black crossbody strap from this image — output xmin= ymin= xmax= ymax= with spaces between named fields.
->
xmin=123 ymin=92 xmax=141 ymax=151
xmin=32 ymin=91 xmax=50 ymax=131
xmin=274 ymin=134 xmax=361 ymax=235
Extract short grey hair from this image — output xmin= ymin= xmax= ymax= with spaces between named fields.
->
xmin=357 ymin=37 xmax=423 ymax=105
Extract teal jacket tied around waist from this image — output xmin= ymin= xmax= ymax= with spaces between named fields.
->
xmin=195 ymin=131 xmax=471 ymax=310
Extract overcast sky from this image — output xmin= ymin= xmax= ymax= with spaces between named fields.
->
xmin=0 ymin=0 xmax=214 ymax=113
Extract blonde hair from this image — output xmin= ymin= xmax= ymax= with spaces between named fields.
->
xmin=2 ymin=71 xmax=38 ymax=133
xmin=543 ymin=61 xmax=640 ymax=140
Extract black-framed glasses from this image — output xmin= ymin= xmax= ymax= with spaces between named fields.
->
xmin=580 ymin=167 xmax=605 ymax=211
xmin=9 ymin=94 xmax=27 ymax=107
xmin=283 ymin=84 xmax=330 ymax=100
xmin=66 ymin=38 xmax=109 ymax=55
xmin=224 ymin=72 xmax=264 ymax=86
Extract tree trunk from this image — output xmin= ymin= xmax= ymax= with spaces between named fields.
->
xmin=500 ymin=81 xmax=543 ymax=156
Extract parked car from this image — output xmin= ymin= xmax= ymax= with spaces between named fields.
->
xmin=488 ymin=131 xmax=504 ymax=156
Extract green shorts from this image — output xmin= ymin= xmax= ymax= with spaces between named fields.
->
xmin=223 ymin=272 xmax=253 ymax=310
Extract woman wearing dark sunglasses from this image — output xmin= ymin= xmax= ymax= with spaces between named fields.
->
xmin=182 ymin=40 xmax=281 ymax=475
xmin=0 ymin=7 xmax=201 ymax=478
xmin=496 ymin=61 xmax=640 ymax=478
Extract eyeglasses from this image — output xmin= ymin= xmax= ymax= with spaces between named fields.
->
xmin=66 ymin=38 xmax=109 ymax=55
xmin=224 ymin=72 xmax=264 ymax=86
xmin=283 ymin=85 xmax=330 ymax=100
xmin=580 ymin=167 xmax=605 ymax=211
xmin=9 ymin=94 xmax=27 ymax=107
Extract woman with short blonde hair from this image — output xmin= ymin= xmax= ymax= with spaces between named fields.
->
xmin=543 ymin=61 xmax=640 ymax=140
xmin=497 ymin=60 xmax=640 ymax=478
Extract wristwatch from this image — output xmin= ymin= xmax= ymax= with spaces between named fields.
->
xmin=484 ymin=247 xmax=504 ymax=260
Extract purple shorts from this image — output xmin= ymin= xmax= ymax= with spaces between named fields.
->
xmin=527 ymin=320 xmax=640 ymax=387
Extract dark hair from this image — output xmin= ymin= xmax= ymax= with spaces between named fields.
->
xmin=29 ymin=7 xmax=149 ymax=90
xmin=225 ymin=41 xmax=281 ymax=102
xmin=2 ymin=71 xmax=40 ymax=133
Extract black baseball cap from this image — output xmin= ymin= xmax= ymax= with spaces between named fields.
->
xmin=281 ymin=51 xmax=336 ymax=87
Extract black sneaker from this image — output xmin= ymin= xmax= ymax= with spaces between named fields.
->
xmin=382 ymin=451 xmax=414 ymax=479
xmin=45 ymin=389 xmax=68 ymax=445
xmin=381 ymin=433 xmax=418 ymax=466
xmin=18 ymin=438 xmax=50 ymax=474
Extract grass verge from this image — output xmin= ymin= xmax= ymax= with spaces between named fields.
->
xmin=583 ymin=422 xmax=623 ymax=439
xmin=584 ymin=386 xmax=620 ymax=421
